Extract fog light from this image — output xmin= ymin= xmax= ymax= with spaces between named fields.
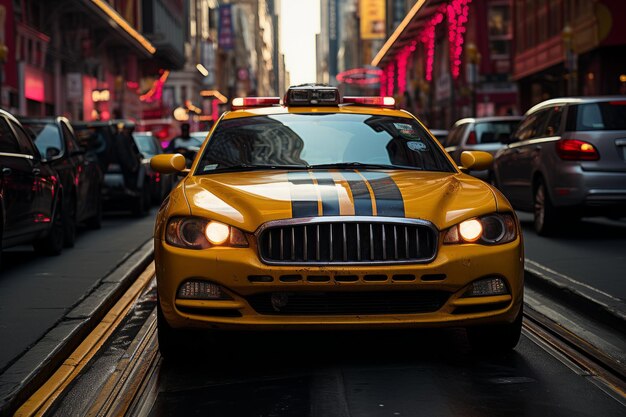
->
xmin=177 ymin=280 xmax=231 ymax=300
xmin=462 ymin=277 xmax=509 ymax=297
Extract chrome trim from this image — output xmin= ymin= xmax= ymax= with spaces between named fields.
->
xmin=0 ymin=152 xmax=34 ymax=160
xmin=256 ymin=216 xmax=439 ymax=266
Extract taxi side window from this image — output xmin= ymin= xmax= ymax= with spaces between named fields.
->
xmin=0 ymin=117 xmax=21 ymax=154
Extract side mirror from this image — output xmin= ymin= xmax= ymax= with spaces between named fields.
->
xmin=45 ymin=147 xmax=62 ymax=160
xmin=151 ymin=153 xmax=189 ymax=175
xmin=460 ymin=151 xmax=493 ymax=172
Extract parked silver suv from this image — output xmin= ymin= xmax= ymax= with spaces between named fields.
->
xmin=445 ymin=116 xmax=522 ymax=180
xmin=492 ymin=96 xmax=626 ymax=235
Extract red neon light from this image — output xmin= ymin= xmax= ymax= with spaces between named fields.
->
xmin=447 ymin=0 xmax=471 ymax=79
xmin=336 ymin=68 xmax=383 ymax=85
xmin=140 ymin=70 xmax=170 ymax=103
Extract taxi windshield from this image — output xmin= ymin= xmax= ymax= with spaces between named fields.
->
xmin=196 ymin=113 xmax=455 ymax=174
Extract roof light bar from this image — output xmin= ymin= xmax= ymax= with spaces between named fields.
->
xmin=231 ymin=97 xmax=281 ymax=109
xmin=343 ymin=96 xmax=396 ymax=108
xmin=284 ymin=84 xmax=340 ymax=106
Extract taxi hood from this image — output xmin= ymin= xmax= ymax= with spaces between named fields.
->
xmin=183 ymin=170 xmax=498 ymax=233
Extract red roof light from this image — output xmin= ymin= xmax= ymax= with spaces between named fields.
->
xmin=231 ymin=97 xmax=281 ymax=109
xmin=342 ymin=96 xmax=395 ymax=108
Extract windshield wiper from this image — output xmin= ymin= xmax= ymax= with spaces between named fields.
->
xmin=208 ymin=164 xmax=310 ymax=173
xmin=308 ymin=162 xmax=417 ymax=170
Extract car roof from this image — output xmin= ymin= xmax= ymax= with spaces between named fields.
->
xmin=0 ymin=109 xmax=24 ymax=125
xmin=526 ymin=96 xmax=626 ymax=114
xmin=452 ymin=116 xmax=523 ymax=126
xmin=222 ymin=105 xmax=414 ymax=120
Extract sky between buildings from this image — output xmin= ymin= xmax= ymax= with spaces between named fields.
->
xmin=281 ymin=0 xmax=321 ymax=86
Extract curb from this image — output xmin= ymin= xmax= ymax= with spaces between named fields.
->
xmin=524 ymin=258 xmax=626 ymax=333
xmin=0 ymin=240 xmax=154 ymax=417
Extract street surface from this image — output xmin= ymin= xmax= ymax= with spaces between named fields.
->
xmin=1 ymin=211 xmax=625 ymax=416
xmin=0 ymin=210 xmax=156 ymax=373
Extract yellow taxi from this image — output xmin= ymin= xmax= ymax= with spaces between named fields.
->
xmin=151 ymin=84 xmax=524 ymax=358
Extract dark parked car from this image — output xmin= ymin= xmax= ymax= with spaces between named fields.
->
xmin=445 ymin=116 xmax=522 ymax=181
xmin=73 ymin=120 xmax=151 ymax=216
xmin=493 ymin=96 xmax=626 ymax=235
xmin=0 ymin=110 xmax=64 ymax=264
xmin=132 ymin=131 xmax=175 ymax=203
xmin=20 ymin=117 xmax=104 ymax=243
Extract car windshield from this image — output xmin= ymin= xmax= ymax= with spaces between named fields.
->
xmin=22 ymin=122 xmax=64 ymax=157
xmin=570 ymin=101 xmax=626 ymax=131
xmin=134 ymin=134 xmax=160 ymax=156
xmin=196 ymin=113 xmax=455 ymax=174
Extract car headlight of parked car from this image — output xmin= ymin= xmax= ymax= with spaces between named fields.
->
xmin=443 ymin=213 xmax=517 ymax=245
xmin=165 ymin=217 xmax=248 ymax=249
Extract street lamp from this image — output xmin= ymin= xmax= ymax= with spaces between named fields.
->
xmin=466 ymin=42 xmax=481 ymax=117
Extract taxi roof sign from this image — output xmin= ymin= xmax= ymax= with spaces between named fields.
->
xmin=284 ymin=84 xmax=340 ymax=106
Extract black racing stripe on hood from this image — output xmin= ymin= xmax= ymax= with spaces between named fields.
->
xmin=287 ymin=171 xmax=319 ymax=218
xmin=358 ymin=171 xmax=405 ymax=217
xmin=341 ymin=170 xmax=373 ymax=216
xmin=310 ymin=172 xmax=340 ymax=216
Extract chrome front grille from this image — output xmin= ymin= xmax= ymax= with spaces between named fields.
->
xmin=257 ymin=217 xmax=438 ymax=265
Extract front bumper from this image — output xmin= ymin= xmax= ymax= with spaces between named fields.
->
xmin=155 ymin=236 xmax=524 ymax=331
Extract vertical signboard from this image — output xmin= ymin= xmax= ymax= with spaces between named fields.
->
xmin=359 ymin=0 xmax=385 ymax=40
xmin=218 ymin=4 xmax=234 ymax=50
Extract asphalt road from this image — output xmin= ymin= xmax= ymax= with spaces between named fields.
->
xmin=0 ymin=210 xmax=156 ymax=373
xmin=1 ymin=209 xmax=625 ymax=416
xmin=517 ymin=212 xmax=626 ymax=299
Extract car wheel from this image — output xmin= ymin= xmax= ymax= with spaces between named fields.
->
xmin=466 ymin=305 xmax=523 ymax=353
xmin=33 ymin=196 xmax=64 ymax=256
xmin=533 ymin=179 xmax=559 ymax=236
xmin=63 ymin=196 xmax=77 ymax=248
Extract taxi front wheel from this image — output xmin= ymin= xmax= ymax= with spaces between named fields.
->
xmin=466 ymin=306 xmax=523 ymax=353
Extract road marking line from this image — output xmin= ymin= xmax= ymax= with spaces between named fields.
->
xmin=14 ymin=263 xmax=156 ymax=417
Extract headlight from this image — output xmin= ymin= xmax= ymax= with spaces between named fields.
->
xmin=165 ymin=217 xmax=248 ymax=249
xmin=443 ymin=213 xmax=517 ymax=245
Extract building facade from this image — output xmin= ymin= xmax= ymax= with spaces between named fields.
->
xmin=513 ymin=0 xmax=626 ymax=110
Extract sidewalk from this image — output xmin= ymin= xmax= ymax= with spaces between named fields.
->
xmin=0 ymin=241 xmax=152 ymax=417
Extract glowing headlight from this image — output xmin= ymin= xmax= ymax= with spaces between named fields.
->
xmin=459 ymin=219 xmax=482 ymax=242
xmin=444 ymin=213 xmax=517 ymax=245
xmin=165 ymin=217 xmax=248 ymax=249
xmin=206 ymin=221 xmax=230 ymax=245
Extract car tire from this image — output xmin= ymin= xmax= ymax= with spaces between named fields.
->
xmin=533 ymin=179 xmax=562 ymax=236
xmin=33 ymin=196 xmax=64 ymax=256
xmin=466 ymin=305 xmax=523 ymax=353
xmin=63 ymin=195 xmax=77 ymax=248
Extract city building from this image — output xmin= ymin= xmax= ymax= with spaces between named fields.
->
xmin=513 ymin=0 xmax=626 ymax=110
xmin=372 ymin=0 xmax=517 ymax=129
xmin=0 ymin=0 xmax=185 ymax=122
